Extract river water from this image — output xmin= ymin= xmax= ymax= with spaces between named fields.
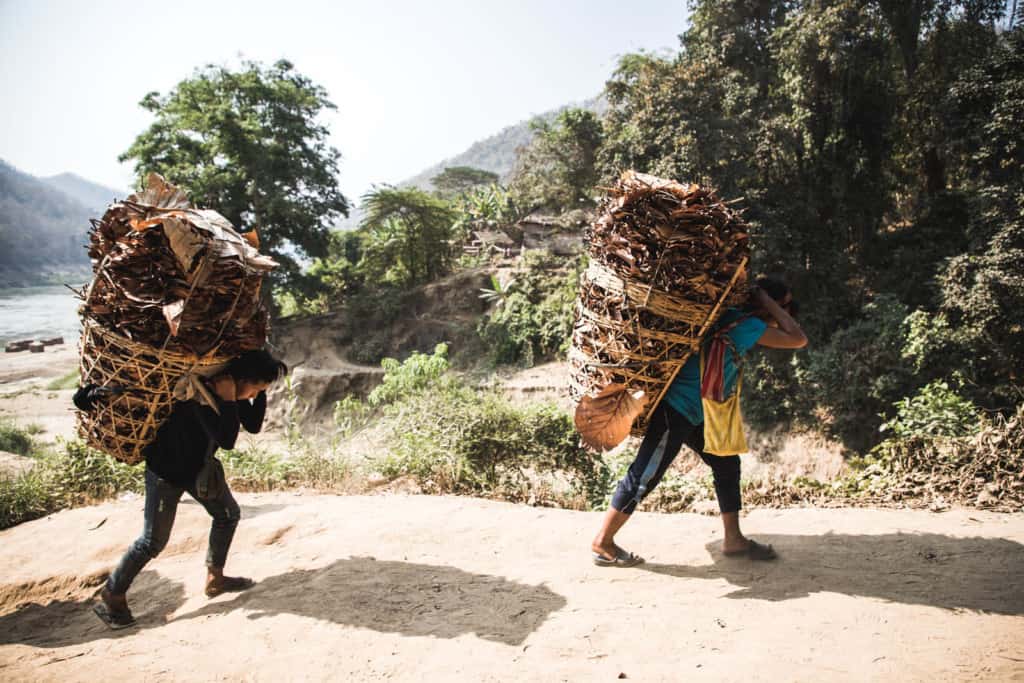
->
xmin=0 ymin=285 xmax=83 ymax=348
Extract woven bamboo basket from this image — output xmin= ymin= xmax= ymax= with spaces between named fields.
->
xmin=73 ymin=174 xmax=275 ymax=464
xmin=569 ymin=257 xmax=748 ymax=437
xmin=77 ymin=320 xmax=228 ymax=464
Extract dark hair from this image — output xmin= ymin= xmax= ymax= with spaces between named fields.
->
xmin=226 ymin=349 xmax=288 ymax=384
xmin=748 ymin=277 xmax=799 ymax=316
xmin=755 ymin=277 xmax=790 ymax=302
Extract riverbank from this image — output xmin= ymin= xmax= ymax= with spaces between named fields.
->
xmin=0 ymin=285 xmax=82 ymax=349
xmin=0 ymin=265 xmax=91 ymax=290
xmin=0 ymin=344 xmax=78 ymax=449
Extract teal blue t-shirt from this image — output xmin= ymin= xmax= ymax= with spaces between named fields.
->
xmin=663 ymin=309 xmax=767 ymax=425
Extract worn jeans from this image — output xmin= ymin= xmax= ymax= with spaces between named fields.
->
xmin=610 ymin=401 xmax=742 ymax=515
xmin=107 ymin=466 xmax=241 ymax=595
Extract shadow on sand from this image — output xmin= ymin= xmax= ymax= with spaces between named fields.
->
xmin=0 ymin=571 xmax=187 ymax=648
xmin=0 ymin=558 xmax=566 ymax=648
xmin=640 ymin=531 xmax=1024 ymax=615
xmin=175 ymin=556 xmax=566 ymax=646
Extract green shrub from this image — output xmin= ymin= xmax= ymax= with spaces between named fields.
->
xmin=377 ymin=379 xmax=610 ymax=509
xmin=45 ymin=439 xmax=144 ymax=505
xmin=797 ymin=295 xmax=916 ymax=450
xmin=333 ymin=396 xmax=372 ymax=438
xmin=368 ymin=343 xmax=452 ymax=406
xmin=219 ymin=445 xmax=295 ymax=491
xmin=0 ymin=469 xmax=55 ymax=529
xmin=879 ymin=381 xmax=981 ymax=440
xmin=220 ymin=444 xmax=353 ymax=492
xmin=0 ymin=439 xmax=143 ymax=529
xmin=476 ymin=251 xmax=582 ymax=367
xmin=0 ymin=420 xmax=36 ymax=456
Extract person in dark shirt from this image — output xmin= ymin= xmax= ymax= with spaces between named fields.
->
xmin=94 ymin=349 xmax=287 ymax=629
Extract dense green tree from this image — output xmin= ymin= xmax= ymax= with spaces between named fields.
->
xmin=120 ymin=59 xmax=349 ymax=295
xmin=509 ymin=108 xmax=603 ymax=213
xmin=451 ymin=184 xmax=519 ymax=242
xmin=935 ymin=24 xmax=1024 ymax=408
xmin=590 ymin=0 xmax=1020 ymax=448
xmin=358 ymin=186 xmax=458 ymax=287
xmin=431 ymin=166 xmax=500 ymax=198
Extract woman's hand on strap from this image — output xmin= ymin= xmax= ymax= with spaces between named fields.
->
xmin=754 ymin=289 xmax=808 ymax=349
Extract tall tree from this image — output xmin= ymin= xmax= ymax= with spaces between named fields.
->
xmin=120 ymin=59 xmax=350 ymax=295
xmin=431 ymin=166 xmax=500 ymax=198
xmin=359 ymin=187 xmax=458 ymax=287
xmin=509 ymin=108 xmax=604 ymax=214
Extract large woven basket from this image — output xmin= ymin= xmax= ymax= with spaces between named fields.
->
xmin=77 ymin=320 xmax=228 ymax=464
xmin=569 ymin=257 xmax=748 ymax=437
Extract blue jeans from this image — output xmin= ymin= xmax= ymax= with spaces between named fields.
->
xmin=107 ymin=467 xmax=241 ymax=595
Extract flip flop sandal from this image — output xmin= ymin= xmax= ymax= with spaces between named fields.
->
xmin=93 ymin=602 xmax=136 ymax=630
xmin=592 ymin=549 xmax=645 ymax=568
xmin=206 ymin=576 xmax=255 ymax=598
xmin=723 ymin=539 xmax=777 ymax=561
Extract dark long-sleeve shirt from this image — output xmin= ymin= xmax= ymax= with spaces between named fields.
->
xmin=144 ymin=391 xmax=266 ymax=488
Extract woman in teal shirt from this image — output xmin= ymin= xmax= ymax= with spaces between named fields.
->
xmin=591 ymin=279 xmax=807 ymax=566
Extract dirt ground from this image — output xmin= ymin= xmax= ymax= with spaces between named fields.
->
xmin=0 ymin=345 xmax=78 ymax=463
xmin=0 ymin=494 xmax=1022 ymax=682
xmin=2 ymin=343 xmax=1022 ymax=681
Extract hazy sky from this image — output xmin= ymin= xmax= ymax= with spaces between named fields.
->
xmin=0 ymin=0 xmax=688 ymax=201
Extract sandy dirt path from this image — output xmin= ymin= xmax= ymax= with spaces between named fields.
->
xmin=0 ymin=344 xmax=78 ymax=450
xmin=1 ymin=494 xmax=1022 ymax=682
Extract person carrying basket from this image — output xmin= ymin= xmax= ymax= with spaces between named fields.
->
xmin=590 ymin=279 xmax=806 ymax=566
xmin=83 ymin=349 xmax=288 ymax=629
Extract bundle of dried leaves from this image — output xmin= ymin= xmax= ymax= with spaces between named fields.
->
xmin=586 ymin=171 xmax=749 ymax=305
xmin=571 ymin=171 xmax=751 ymax=449
xmin=79 ymin=173 xmax=277 ymax=357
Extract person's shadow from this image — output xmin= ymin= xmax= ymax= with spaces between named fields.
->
xmin=639 ymin=531 xmax=1024 ymax=615
xmin=0 ymin=571 xmax=187 ymax=648
xmin=0 ymin=558 xmax=566 ymax=649
xmin=174 ymin=556 xmax=566 ymax=646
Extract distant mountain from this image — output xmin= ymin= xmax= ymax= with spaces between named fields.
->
xmin=338 ymin=95 xmax=606 ymax=230
xmin=0 ymin=160 xmax=94 ymax=286
xmin=41 ymin=173 xmax=125 ymax=216
xmin=401 ymin=95 xmax=607 ymax=191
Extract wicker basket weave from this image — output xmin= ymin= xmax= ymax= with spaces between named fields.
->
xmin=77 ymin=320 xmax=228 ymax=464
xmin=569 ymin=257 xmax=748 ymax=438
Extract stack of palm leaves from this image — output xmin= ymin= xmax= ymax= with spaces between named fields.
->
xmin=76 ymin=173 xmax=277 ymax=463
xmin=571 ymin=171 xmax=750 ymax=450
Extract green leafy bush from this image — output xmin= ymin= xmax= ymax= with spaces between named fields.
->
xmin=369 ymin=343 xmax=452 ymax=406
xmin=0 ymin=469 xmax=54 ymax=530
xmin=378 ymin=385 xmax=609 ymax=509
xmin=879 ymin=381 xmax=981 ymax=440
xmin=477 ymin=251 xmax=582 ymax=367
xmin=797 ymin=295 xmax=916 ymax=449
xmin=46 ymin=439 xmax=144 ymax=505
xmin=0 ymin=439 xmax=144 ymax=529
xmin=0 ymin=419 xmax=37 ymax=456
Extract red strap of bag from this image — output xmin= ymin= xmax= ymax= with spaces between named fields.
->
xmin=700 ymin=314 xmax=752 ymax=402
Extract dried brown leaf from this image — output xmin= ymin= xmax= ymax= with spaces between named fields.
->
xmin=574 ymin=384 xmax=648 ymax=451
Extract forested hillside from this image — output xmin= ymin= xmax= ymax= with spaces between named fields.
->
xmin=41 ymin=173 xmax=124 ymax=215
xmin=400 ymin=96 xmax=607 ymax=191
xmin=285 ymin=1 xmax=1023 ymax=503
xmin=0 ymin=161 xmax=93 ymax=285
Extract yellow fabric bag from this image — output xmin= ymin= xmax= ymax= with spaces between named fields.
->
xmin=699 ymin=350 xmax=749 ymax=456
